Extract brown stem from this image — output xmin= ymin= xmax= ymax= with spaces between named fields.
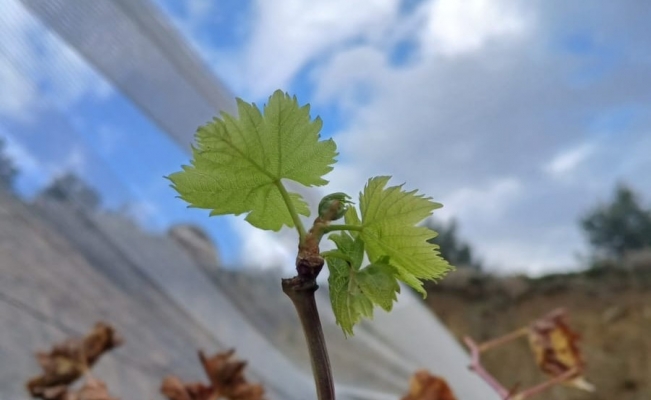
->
xmin=465 ymin=335 xmax=581 ymax=400
xmin=281 ymin=205 xmax=344 ymax=400
xmin=509 ymin=368 xmax=578 ymax=400
xmin=282 ymin=277 xmax=334 ymax=400
xmin=477 ymin=327 xmax=528 ymax=352
xmin=464 ymin=337 xmax=510 ymax=398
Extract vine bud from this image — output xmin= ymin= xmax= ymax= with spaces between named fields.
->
xmin=318 ymin=192 xmax=352 ymax=221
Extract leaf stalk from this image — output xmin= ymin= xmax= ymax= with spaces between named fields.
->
xmin=321 ymin=224 xmax=363 ymax=234
xmin=275 ymin=180 xmax=307 ymax=242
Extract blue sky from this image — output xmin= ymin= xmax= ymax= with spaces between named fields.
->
xmin=2 ymin=0 xmax=651 ymax=275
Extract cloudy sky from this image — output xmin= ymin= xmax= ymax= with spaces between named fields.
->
xmin=2 ymin=0 xmax=650 ymax=275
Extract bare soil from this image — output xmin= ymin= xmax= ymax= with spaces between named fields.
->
xmin=425 ymin=266 xmax=651 ymax=400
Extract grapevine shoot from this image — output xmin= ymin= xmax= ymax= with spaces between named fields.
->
xmin=169 ymin=90 xmax=453 ymax=335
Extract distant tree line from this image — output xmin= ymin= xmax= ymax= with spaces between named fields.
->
xmin=0 ymin=137 xmax=102 ymax=211
xmin=426 ymin=218 xmax=482 ymax=271
xmin=0 ymin=138 xmax=17 ymax=190
xmin=426 ymin=183 xmax=651 ymax=272
xmin=581 ymin=184 xmax=651 ymax=264
xmin=40 ymin=172 xmax=102 ymax=211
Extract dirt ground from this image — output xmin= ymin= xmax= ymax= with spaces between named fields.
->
xmin=425 ymin=266 xmax=651 ymax=400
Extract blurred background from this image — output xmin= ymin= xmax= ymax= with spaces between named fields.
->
xmin=1 ymin=0 xmax=650 ymax=399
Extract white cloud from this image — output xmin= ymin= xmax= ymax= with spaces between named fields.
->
xmin=238 ymin=0 xmax=401 ymax=98
xmin=437 ymin=178 xmax=522 ymax=222
xmin=119 ymin=200 xmax=164 ymax=230
xmin=483 ymin=232 xmax=583 ymax=276
xmin=59 ymin=146 xmax=87 ymax=174
xmin=544 ymin=142 xmax=595 ymax=179
xmin=0 ymin=58 xmax=37 ymax=120
xmin=1 ymin=130 xmax=88 ymax=191
xmin=324 ymin=163 xmax=366 ymax=197
xmin=420 ymin=0 xmax=527 ymax=56
xmin=1 ymin=134 xmax=40 ymax=177
xmin=231 ymin=216 xmax=297 ymax=270
xmin=311 ymin=46 xmax=387 ymax=108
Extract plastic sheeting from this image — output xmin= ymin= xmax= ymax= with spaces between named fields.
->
xmin=19 ymin=0 xmax=236 ymax=151
xmin=0 ymin=191 xmax=237 ymax=399
xmin=30 ymin=197 xmax=317 ymax=399
xmin=2 ymin=0 xmax=500 ymax=398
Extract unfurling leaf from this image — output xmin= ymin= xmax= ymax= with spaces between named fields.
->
xmin=350 ymin=176 xmax=452 ymax=295
xmin=168 ymin=90 xmax=337 ymax=231
xmin=161 ymin=349 xmax=266 ymax=400
xmin=318 ymin=192 xmax=352 ymax=221
xmin=325 ymin=232 xmax=400 ymax=335
xmin=27 ymin=323 xmax=123 ymax=400
xmin=401 ymin=370 xmax=458 ymax=400
xmin=528 ymin=309 xmax=595 ymax=392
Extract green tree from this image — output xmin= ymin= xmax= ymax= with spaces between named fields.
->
xmin=426 ymin=218 xmax=482 ymax=270
xmin=581 ymin=185 xmax=651 ymax=260
xmin=0 ymin=138 xmax=18 ymax=190
xmin=40 ymin=172 xmax=101 ymax=211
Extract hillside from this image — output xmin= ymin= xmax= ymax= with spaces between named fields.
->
xmin=425 ymin=266 xmax=651 ymax=400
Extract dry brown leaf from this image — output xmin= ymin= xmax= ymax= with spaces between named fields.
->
xmin=67 ymin=378 xmax=120 ymax=400
xmin=160 ymin=376 xmax=213 ymax=400
xmin=35 ymin=385 xmax=68 ymax=400
xmin=161 ymin=349 xmax=266 ymax=400
xmin=400 ymin=370 xmax=458 ymax=400
xmin=29 ymin=377 xmax=119 ymax=400
xmin=27 ymin=323 xmax=123 ymax=399
xmin=528 ymin=309 xmax=594 ymax=392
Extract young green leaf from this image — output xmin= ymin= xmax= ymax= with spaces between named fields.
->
xmin=329 ymin=272 xmax=374 ymax=337
xmin=168 ymin=90 xmax=337 ymax=231
xmin=325 ymin=231 xmax=365 ymax=270
xmin=354 ymin=176 xmax=452 ymax=295
xmin=325 ymin=232 xmax=401 ymax=335
xmin=356 ymin=261 xmax=400 ymax=312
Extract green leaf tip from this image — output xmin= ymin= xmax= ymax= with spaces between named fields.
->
xmin=325 ymin=232 xmax=401 ymax=336
xmin=168 ymin=90 xmax=338 ymax=231
xmin=326 ymin=176 xmax=453 ymax=335
xmin=358 ymin=176 xmax=452 ymax=295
